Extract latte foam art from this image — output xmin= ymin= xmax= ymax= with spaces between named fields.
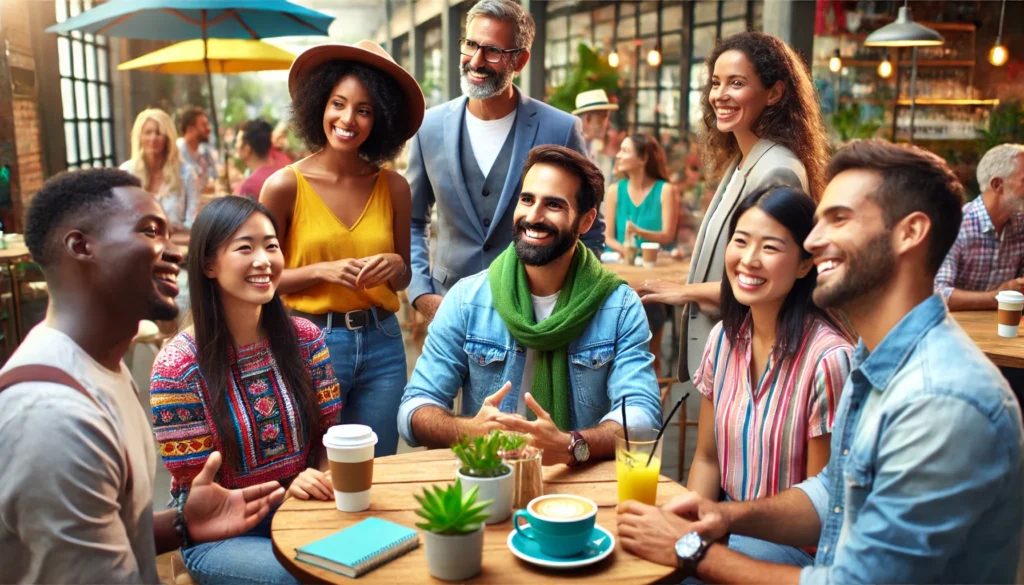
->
xmin=534 ymin=498 xmax=592 ymax=518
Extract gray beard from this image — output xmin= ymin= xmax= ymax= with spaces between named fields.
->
xmin=460 ymin=63 xmax=515 ymax=101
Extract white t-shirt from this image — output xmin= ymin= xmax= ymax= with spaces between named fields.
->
xmin=0 ymin=325 xmax=158 ymax=584
xmin=518 ymin=291 xmax=560 ymax=415
xmin=465 ymin=107 xmax=517 ymax=177
xmin=703 ymin=166 xmax=743 ymax=249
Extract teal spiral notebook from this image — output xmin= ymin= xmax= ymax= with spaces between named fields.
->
xmin=294 ymin=517 xmax=420 ymax=578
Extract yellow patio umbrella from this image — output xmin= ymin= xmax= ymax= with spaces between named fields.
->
xmin=117 ymin=38 xmax=295 ymax=74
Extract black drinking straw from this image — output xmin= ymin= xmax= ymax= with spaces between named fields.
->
xmin=621 ymin=398 xmax=630 ymax=451
xmin=646 ymin=393 xmax=689 ymax=468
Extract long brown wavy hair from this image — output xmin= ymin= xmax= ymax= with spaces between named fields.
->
xmin=700 ymin=31 xmax=830 ymax=201
xmin=627 ymin=134 xmax=671 ymax=182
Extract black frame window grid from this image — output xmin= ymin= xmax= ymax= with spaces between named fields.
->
xmin=544 ymin=0 xmax=760 ymax=138
xmin=55 ymin=0 xmax=116 ymax=170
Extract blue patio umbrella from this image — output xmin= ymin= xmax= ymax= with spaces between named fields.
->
xmin=46 ymin=0 xmax=334 ymax=170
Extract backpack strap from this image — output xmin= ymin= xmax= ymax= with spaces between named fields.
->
xmin=0 ymin=365 xmax=134 ymax=496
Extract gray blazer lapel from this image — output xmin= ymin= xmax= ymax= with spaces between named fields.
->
xmin=444 ymin=97 xmax=486 ymax=240
xmin=486 ymin=90 xmax=538 ymax=242
xmin=690 ymin=160 xmax=741 ymax=281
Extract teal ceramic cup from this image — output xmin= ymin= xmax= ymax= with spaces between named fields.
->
xmin=512 ymin=494 xmax=598 ymax=557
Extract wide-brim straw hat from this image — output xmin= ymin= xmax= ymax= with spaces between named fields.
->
xmin=288 ymin=40 xmax=425 ymax=142
xmin=572 ymin=89 xmax=619 ymax=115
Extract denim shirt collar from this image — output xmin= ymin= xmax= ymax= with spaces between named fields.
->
xmin=853 ymin=295 xmax=947 ymax=391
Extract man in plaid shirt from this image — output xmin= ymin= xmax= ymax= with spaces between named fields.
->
xmin=935 ymin=144 xmax=1024 ymax=311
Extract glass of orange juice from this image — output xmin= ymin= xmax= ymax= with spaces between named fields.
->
xmin=615 ymin=427 xmax=663 ymax=505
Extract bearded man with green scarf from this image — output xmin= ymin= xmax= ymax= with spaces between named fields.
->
xmin=398 ymin=146 xmax=662 ymax=466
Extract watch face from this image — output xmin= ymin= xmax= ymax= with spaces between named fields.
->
xmin=675 ymin=532 xmax=702 ymax=559
xmin=573 ymin=440 xmax=590 ymax=462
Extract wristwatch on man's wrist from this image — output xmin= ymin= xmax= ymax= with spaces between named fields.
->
xmin=675 ymin=532 xmax=709 ymax=575
xmin=566 ymin=431 xmax=590 ymax=467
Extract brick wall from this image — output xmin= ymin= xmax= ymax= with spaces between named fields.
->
xmin=0 ymin=0 xmax=40 ymax=232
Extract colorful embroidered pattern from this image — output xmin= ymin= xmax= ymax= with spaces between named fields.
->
xmin=151 ymin=317 xmax=342 ymax=499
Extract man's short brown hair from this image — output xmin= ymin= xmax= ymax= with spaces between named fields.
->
xmin=522 ymin=145 xmax=605 ymax=215
xmin=828 ymin=139 xmax=965 ymax=274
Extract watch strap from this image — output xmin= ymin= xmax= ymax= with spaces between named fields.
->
xmin=567 ymin=431 xmax=586 ymax=467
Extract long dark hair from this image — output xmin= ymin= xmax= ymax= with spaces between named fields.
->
xmin=187 ymin=196 xmax=320 ymax=470
xmin=700 ymin=31 xmax=830 ymax=201
xmin=719 ymin=186 xmax=854 ymax=358
xmin=627 ymin=133 xmax=670 ymax=182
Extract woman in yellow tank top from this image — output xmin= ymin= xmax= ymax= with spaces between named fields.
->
xmin=262 ymin=41 xmax=425 ymax=458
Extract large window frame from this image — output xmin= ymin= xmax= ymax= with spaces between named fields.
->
xmin=55 ymin=0 xmax=116 ymax=170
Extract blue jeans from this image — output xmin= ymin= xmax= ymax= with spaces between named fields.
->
xmin=323 ymin=310 xmax=407 ymax=457
xmin=182 ymin=507 xmax=298 ymax=585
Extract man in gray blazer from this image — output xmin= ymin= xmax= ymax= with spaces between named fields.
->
xmin=407 ymin=0 xmax=605 ymax=320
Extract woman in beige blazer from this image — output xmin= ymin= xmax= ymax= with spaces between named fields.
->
xmin=637 ymin=31 xmax=830 ymax=382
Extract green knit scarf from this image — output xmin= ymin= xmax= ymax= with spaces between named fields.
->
xmin=489 ymin=241 xmax=624 ymax=431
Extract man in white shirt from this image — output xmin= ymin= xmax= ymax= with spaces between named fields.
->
xmin=177 ymin=105 xmax=218 ymax=193
xmin=0 ymin=168 xmax=284 ymax=583
xmin=407 ymin=0 xmax=604 ymax=323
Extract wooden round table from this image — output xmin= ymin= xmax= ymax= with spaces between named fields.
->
xmin=603 ymin=258 xmax=689 ymax=291
xmin=951 ymin=311 xmax=1024 ymax=369
xmin=271 ymin=450 xmax=686 ymax=584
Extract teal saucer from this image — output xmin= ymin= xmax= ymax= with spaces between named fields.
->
xmin=506 ymin=524 xmax=615 ymax=569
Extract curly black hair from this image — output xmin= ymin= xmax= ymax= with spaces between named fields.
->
xmin=26 ymin=168 xmax=141 ymax=267
xmin=290 ymin=61 xmax=409 ymax=166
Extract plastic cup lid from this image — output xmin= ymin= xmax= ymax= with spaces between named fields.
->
xmin=640 ymin=242 xmax=660 ymax=249
xmin=996 ymin=291 xmax=1024 ymax=304
xmin=323 ymin=424 xmax=378 ymax=449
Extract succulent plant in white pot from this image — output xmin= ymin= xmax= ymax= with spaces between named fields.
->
xmin=451 ymin=431 xmax=526 ymax=524
xmin=414 ymin=479 xmax=492 ymax=581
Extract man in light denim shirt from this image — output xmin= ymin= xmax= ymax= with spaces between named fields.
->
xmin=617 ymin=140 xmax=1024 ymax=583
xmin=398 ymin=146 xmax=661 ymax=465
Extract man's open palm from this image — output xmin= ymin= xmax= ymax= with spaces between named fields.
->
xmin=183 ymin=451 xmax=286 ymax=543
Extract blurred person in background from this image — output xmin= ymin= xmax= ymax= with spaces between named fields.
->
xmin=234 ymin=119 xmax=286 ymax=199
xmin=177 ymin=106 xmax=219 ymax=194
xmin=604 ymin=133 xmax=680 ymax=376
xmin=271 ymin=121 xmax=297 ymax=165
xmin=573 ymin=89 xmax=618 ymax=184
xmin=636 ymin=31 xmax=830 ymax=385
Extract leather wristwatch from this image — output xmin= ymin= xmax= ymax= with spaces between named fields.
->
xmin=675 ymin=532 xmax=709 ymax=575
xmin=567 ymin=431 xmax=590 ymax=467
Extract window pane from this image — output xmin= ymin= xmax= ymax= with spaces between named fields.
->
xmin=689 ymin=90 xmax=704 ymax=131
xmin=97 ymin=48 xmax=109 ymax=82
xmin=58 ymin=37 xmax=71 ymax=77
xmin=55 ymin=0 xmax=68 ymax=23
xmin=78 ymin=122 xmax=91 ymax=160
xmin=88 ymin=82 xmax=99 ymax=118
xmin=96 ymin=34 xmax=106 ymax=45
xmin=100 ymin=85 xmax=110 ymax=117
xmin=86 ymin=45 xmax=96 ymax=79
xmin=91 ymin=122 xmax=102 ymax=161
xmin=663 ymin=3 xmax=685 ymax=32
xmin=105 ymin=158 xmax=114 ymax=167
xmin=616 ymin=40 xmax=636 ymax=83
xmin=722 ymin=19 xmax=746 ymax=39
xmin=695 ymin=1 xmax=718 ymax=24
xmin=570 ymin=10 xmax=591 ymax=43
xmin=594 ymin=5 xmax=615 ymax=22
xmin=692 ymin=25 xmax=716 ymax=61
xmin=640 ymin=3 xmax=659 ymax=36
xmin=660 ymin=60 xmax=682 ymax=88
xmin=68 ymin=0 xmax=80 ymax=17
xmin=65 ymin=122 xmax=77 ymax=164
xmin=102 ymin=122 xmax=113 ymax=157
xmin=74 ymin=80 xmax=87 ymax=118
xmin=84 ymin=32 xmax=94 ymax=43
xmin=638 ymin=39 xmax=658 ymax=88
xmin=547 ymin=15 xmax=567 ymax=41
xmin=637 ymin=90 xmax=656 ymax=124
xmin=723 ymin=0 xmax=747 ymax=19
xmin=594 ymin=21 xmax=613 ymax=51
xmin=663 ymin=33 xmax=683 ymax=66
xmin=61 ymin=78 xmax=75 ymax=118
xmin=660 ymin=89 xmax=681 ymax=128
xmin=72 ymin=40 xmax=84 ymax=78
xmin=690 ymin=62 xmax=708 ymax=91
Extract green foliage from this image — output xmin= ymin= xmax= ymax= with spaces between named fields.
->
xmin=547 ymin=43 xmax=621 ymax=115
xmin=413 ymin=479 xmax=492 ymax=535
xmin=830 ymin=103 xmax=883 ymax=143
xmin=978 ymin=101 xmax=1024 ymax=153
xmin=451 ymin=431 xmax=525 ymax=478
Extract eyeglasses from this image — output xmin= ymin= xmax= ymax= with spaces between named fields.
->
xmin=459 ymin=38 xmax=523 ymax=63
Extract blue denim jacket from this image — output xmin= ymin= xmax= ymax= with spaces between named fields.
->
xmin=398 ymin=270 xmax=663 ymax=447
xmin=795 ymin=295 xmax=1024 ymax=584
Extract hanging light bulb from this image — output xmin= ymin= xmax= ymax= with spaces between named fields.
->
xmin=608 ymin=51 xmax=619 ymax=68
xmin=647 ymin=48 xmax=662 ymax=67
xmin=989 ymin=0 xmax=1009 ymax=66
xmin=829 ymin=49 xmax=842 ymax=73
xmin=878 ymin=54 xmax=893 ymax=78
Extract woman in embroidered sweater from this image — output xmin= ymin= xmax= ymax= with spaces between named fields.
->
xmin=150 ymin=196 xmax=342 ymax=585
xmin=688 ymin=186 xmax=854 ymax=568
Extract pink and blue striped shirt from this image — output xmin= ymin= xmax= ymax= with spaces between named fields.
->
xmin=695 ymin=316 xmax=852 ymax=502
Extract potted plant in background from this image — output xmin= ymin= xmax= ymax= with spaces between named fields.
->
xmin=451 ymin=431 xmax=525 ymax=524
xmin=414 ymin=479 xmax=491 ymax=581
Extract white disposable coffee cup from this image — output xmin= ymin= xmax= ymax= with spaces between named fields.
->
xmin=323 ymin=424 xmax=378 ymax=512
xmin=641 ymin=242 xmax=660 ymax=268
xmin=996 ymin=291 xmax=1024 ymax=338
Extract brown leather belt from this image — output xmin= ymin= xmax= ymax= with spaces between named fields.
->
xmin=291 ymin=308 xmax=394 ymax=332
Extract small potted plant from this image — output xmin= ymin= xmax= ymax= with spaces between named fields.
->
xmin=414 ymin=479 xmax=492 ymax=581
xmin=452 ymin=431 xmax=525 ymax=523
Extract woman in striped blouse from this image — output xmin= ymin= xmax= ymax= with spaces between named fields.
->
xmin=688 ymin=185 xmax=854 ymax=567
